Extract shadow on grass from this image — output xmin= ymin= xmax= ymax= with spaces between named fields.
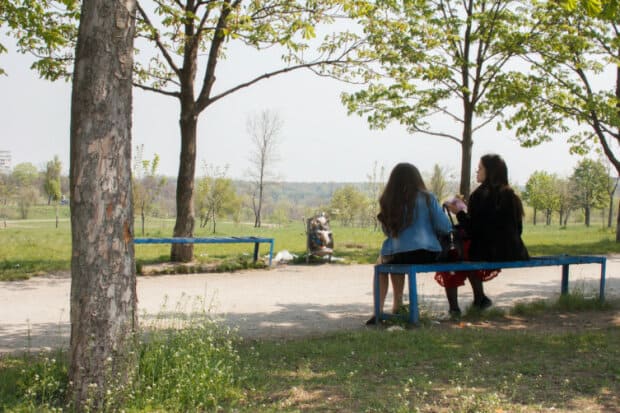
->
xmin=242 ymin=320 xmax=620 ymax=412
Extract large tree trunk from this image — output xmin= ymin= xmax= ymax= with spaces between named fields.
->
xmin=69 ymin=0 xmax=137 ymax=409
xmin=585 ymin=206 xmax=591 ymax=226
xmin=171 ymin=114 xmax=197 ymax=262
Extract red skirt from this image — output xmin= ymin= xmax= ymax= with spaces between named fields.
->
xmin=434 ymin=240 xmax=500 ymax=288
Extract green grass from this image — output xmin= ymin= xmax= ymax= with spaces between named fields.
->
xmin=1 ymin=296 xmax=618 ymax=412
xmin=2 ymin=211 xmax=620 ymax=280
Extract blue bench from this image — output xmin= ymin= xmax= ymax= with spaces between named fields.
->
xmin=373 ymin=255 xmax=607 ymax=325
xmin=134 ymin=236 xmax=275 ymax=266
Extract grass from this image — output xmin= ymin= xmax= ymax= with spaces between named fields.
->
xmin=2 ymin=209 xmax=620 ymax=280
xmin=1 ymin=295 xmax=618 ymax=412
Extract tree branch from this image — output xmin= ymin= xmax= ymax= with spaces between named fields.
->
xmin=195 ymin=0 xmax=241 ymax=110
xmin=410 ymin=125 xmax=461 ymax=143
xmin=136 ymin=1 xmax=181 ymax=78
xmin=133 ymin=82 xmax=181 ymax=98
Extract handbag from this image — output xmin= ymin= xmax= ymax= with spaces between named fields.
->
xmin=437 ymin=206 xmax=467 ymax=262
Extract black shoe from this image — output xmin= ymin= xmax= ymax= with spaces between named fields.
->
xmin=366 ymin=315 xmax=378 ymax=325
xmin=474 ymin=296 xmax=492 ymax=310
xmin=449 ymin=308 xmax=462 ymax=320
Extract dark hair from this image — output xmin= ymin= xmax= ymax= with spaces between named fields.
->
xmin=378 ymin=162 xmax=428 ymax=237
xmin=480 ymin=154 xmax=508 ymax=189
xmin=479 ymin=154 xmax=524 ymax=217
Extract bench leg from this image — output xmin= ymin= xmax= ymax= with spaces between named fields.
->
xmin=268 ymin=240 xmax=274 ymax=266
xmin=373 ymin=267 xmax=382 ymax=324
xmin=599 ymin=259 xmax=607 ymax=301
xmin=561 ymin=264 xmax=569 ymax=295
xmin=408 ymin=270 xmax=419 ymax=324
xmin=253 ymin=242 xmax=259 ymax=263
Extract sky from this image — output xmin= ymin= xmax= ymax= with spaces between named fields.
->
xmin=0 ymin=37 xmax=590 ymax=189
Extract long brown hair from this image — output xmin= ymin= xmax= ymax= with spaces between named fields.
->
xmin=480 ymin=154 xmax=524 ymax=217
xmin=378 ymin=162 xmax=428 ymax=237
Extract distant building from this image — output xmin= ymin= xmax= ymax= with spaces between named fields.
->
xmin=0 ymin=151 xmax=10 ymax=174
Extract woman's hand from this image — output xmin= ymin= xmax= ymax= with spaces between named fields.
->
xmin=444 ymin=196 xmax=467 ymax=214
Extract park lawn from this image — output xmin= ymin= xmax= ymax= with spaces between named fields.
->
xmin=1 ymin=296 xmax=619 ymax=412
xmin=1 ymin=218 xmax=620 ymax=280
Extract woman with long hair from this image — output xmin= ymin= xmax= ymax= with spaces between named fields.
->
xmin=440 ymin=154 xmax=529 ymax=317
xmin=368 ymin=162 xmax=451 ymax=325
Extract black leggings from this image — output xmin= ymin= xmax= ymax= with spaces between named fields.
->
xmin=388 ymin=249 xmax=438 ymax=265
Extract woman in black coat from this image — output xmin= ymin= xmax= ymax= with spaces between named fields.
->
xmin=441 ymin=154 xmax=529 ymax=317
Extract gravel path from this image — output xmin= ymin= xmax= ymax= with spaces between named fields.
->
xmin=1 ymin=258 xmax=619 ymax=354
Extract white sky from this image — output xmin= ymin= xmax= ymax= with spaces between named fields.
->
xmin=0 ymin=40 xmax=587 ymax=188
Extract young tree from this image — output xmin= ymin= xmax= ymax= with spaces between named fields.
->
xmin=11 ymin=162 xmax=38 ymax=187
xmin=246 ymin=109 xmax=282 ymax=228
xmin=570 ymin=159 xmax=608 ymax=226
xmin=68 ymin=0 xmax=137 ymax=409
xmin=133 ymin=0 xmax=363 ymax=261
xmin=10 ymin=162 xmax=40 ymax=219
xmin=366 ymin=161 xmax=385 ymax=230
xmin=195 ymin=164 xmax=240 ymax=233
xmin=429 ymin=164 xmax=450 ymax=202
xmin=132 ymin=145 xmax=166 ymax=236
xmin=343 ymin=0 xmax=531 ymax=196
xmin=44 ymin=155 xmax=62 ymax=205
xmin=43 ymin=155 xmax=62 ymax=228
xmin=330 ymin=184 xmax=366 ymax=226
xmin=555 ymin=177 xmax=574 ymax=227
xmin=523 ymin=171 xmax=559 ymax=225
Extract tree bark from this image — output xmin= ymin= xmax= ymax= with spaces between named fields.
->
xmin=171 ymin=113 xmax=197 ymax=261
xmin=170 ymin=23 xmax=199 ymax=261
xmin=460 ymin=104 xmax=474 ymax=197
xmin=69 ymin=0 xmax=137 ymax=409
xmin=608 ymin=193 xmax=614 ymax=228
xmin=616 ymin=202 xmax=620 ymax=241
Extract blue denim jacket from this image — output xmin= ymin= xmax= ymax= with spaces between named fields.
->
xmin=380 ymin=192 xmax=452 ymax=256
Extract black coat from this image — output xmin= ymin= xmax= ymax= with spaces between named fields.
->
xmin=457 ymin=184 xmax=529 ymax=262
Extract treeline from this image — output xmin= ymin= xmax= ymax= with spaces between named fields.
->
xmin=1 ymin=157 xmax=617 ymax=230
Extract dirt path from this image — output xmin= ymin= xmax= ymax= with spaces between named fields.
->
xmin=1 ymin=259 xmax=620 ymax=354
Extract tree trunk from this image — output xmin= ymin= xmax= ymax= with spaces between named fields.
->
xmin=608 ymin=194 xmax=614 ymax=228
xmin=69 ymin=0 xmax=137 ymax=409
xmin=459 ymin=113 xmax=473 ymax=197
xmin=533 ymin=208 xmax=537 ymax=225
xmin=171 ymin=114 xmax=197 ymax=262
xmin=585 ymin=206 xmax=591 ymax=226
xmin=616 ymin=202 xmax=620 ymax=241
xmin=141 ymin=205 xmax=145 ymax=236
xmin=255 ymin=180 xmax=263 ymax=228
